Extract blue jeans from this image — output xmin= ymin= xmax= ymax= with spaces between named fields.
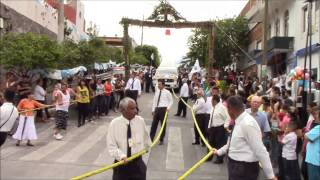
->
xmin=307 ymin=163 xmax=320 ymax=180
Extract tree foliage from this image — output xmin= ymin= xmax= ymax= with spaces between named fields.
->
xmin=0 ymin=32 xmax=60 ymax=75
xmin=185 ymin=16 xmax=249 ymax=68
xmin=0 ymin=32 xmax=161 ymax=75
xmin=134 ymin=45 xmax=160 ymax=67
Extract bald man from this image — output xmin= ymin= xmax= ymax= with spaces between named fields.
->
xmin=246 ymin=95 xmax=271 ymax=150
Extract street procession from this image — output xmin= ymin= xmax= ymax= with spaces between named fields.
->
xmin=1 ymin=0 xmax=320 ymax=180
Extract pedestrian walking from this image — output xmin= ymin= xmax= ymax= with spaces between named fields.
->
xmin=107 ymin=97 xmax=151 ymax=180
xmin=213 ymin=96 xmax=276 ymax=180
xmin=207 ymin=94 xmax=229 ymax=163
xmin=76 ymin=80 xmax=90 ymax=127
xmin=53 ymin=82 xmax=73 ymax=140
xmin=0 ymin=89 xmax=19 ymax=146
xmin=175 ymin=78 xmax=189 ymax=118
xmin=13 ymin=92 xmax=47 ymax=146
xmin=192 ymin=88 xmax=208 ymax=146
xmin=150 ymin=79 xmax=173 ymax=145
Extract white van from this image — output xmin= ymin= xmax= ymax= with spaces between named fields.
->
xmin=153 ymin=66 xmax=179 ymax=90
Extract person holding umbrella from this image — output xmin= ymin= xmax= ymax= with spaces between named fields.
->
xmin=13 ymin=92 xmax=47 ymax=146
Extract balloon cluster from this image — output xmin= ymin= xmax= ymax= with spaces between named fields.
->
xmin=288 ymin=67 xmax=310 ymax=81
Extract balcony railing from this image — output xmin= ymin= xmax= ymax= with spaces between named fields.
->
xmin=267 ymin=37 xmax=294 ymax=52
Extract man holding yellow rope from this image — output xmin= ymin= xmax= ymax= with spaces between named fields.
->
xmin=212 ymin=96 xmax=277 ymax=180
xmin=107 ymin=97 xmax=151 ymax=180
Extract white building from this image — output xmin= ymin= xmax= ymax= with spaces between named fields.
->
xmin=0 ymin=0 xmax=88 ymax=42
xmin=240 ymin=0 xmax=320 ymax=81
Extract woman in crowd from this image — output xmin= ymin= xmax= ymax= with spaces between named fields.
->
xmin=34 ymin=78 xmax=51 ymax=122
xmin=13 ymin=92 xmax=47 ymax=146
xmin=94 ymin=79 xmax=105 ymax=118
xmin=76 ymin=79 xmax=90 ymax=127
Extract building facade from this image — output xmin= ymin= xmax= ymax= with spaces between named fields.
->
xmin=0 ymin=0 xmax=88 ymax=41
xmin=239 ymin=0 xmax=320 ymax=81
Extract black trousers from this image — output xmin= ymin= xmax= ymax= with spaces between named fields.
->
xmin=145 ymin=80 xmax=152 ymax=93
xmin=77 ymin=103 xmax=89 ymax=126
xmin=278 ymin=144 xmax=285 ymax=180
xmin=94 ymin=95 xmax=104 ymax=116
xmin=113 ymin=157 xmax=146 ymax=180
xmin=150 ymin=107 xmax=167 ymax=142
xmin=35 ymin=100 xmax=51 ymax=119
xmin=0 ymin=132 xmax=8 ymax=147
xmin=228 ymin=157 xmax=259 ymax=180
xmin=208 ymin=125 xmax=227 ymax=160
xmin=176 ymin=97 xmax=188 ymax=117
xmin=125 ymin=90 xmax=138 ymax=102
xmin=194 ymin=114 xmax=209 ymax=144
xmin=283 ymin=158 xmax=301 ymax=180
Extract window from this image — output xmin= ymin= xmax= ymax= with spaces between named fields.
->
xmin=303 ymin=6 xmax=308 ymax=32
xmin=256 ymin=40 xmax=262 ymax=50
xmin=275 ymin=18 xmax=280 ymax=36
xmin=284 ymin=10 xmax=289 ymax=36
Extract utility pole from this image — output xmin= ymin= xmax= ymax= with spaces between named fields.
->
xmin=261 ymin=0 xmax=269 ymax=79
xmin=57 ymin=0 xmax=64 ymax=43
xmin=141 ymin=15 xmax=144 ymax=46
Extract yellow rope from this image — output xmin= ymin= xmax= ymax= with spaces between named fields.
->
xmin=171 ymin=89 xmax=214 ymax=180
xmin=70 ymin=112 xmax=169 ymax=180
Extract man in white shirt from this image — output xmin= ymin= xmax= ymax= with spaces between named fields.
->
xmin=213 ymin=96 xmax=276 ymax=180
xmin=0 ymin=89 xmax=19 ymax=146
xmin=207 ymin=94 xmax=230 ymax=163
xmin=107 ymin=97 xmax=151 ymax=180
xmin=150 ymin=79 xmax=173 ymax=145
xmin=175 ymin=78 xmax=189 ymax=118
xmin=192 ymin=88 xmax=208 ymax=146
xmin=125 ymin=71 xmax=142 ymax=102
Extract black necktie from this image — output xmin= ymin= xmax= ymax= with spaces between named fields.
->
xmin=157 ymin=90 xmax=162 ymax=107
xmin=127 ymin=122 xmax=132 ymax=157
xmin=131 ymin=78 xmax=135 ymax=90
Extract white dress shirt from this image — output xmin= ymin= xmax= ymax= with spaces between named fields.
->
xmin=125 ymin=77 xmax=142 ymax=95
xmin=33 ymin=85 xmax=46 ymax=101
xmin=107 ymin=115 xmax=151 ymax=161
xmin=205 ymin=96 xmax=213 ymax=114
xmin=0 ymin=102 xmax=19 ymax=132
xmin=208 ymin=102 xmax=230 ymax=128
xmin=193 ymin=97 xmax=207 ymax=114
xmin=179 ymin=83 xmax=189 ymax=97
xmin=217 ymin=111 xmax=274 ymax=179
xmin=282 ymin=132 xmax=297 ymax=160
xmin=152 ymin=88 xmax=173 ymax=112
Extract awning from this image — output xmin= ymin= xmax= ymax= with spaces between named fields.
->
xmin=296 ymin=43 xmax=320 ymax=57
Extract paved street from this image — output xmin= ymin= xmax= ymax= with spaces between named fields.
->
xmin=0 ymin=92 xmax=232 ymax=180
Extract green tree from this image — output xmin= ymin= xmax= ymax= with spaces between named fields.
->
xmin=134 ymin=45 xmax=160 ymax=67
xmin=0 ymin=32 xmax=61 ymax=76
xmin=185 ymin=16 xmax=249 ymax=68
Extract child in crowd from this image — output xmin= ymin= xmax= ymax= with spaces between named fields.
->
xmin=281 ymin=120 xmax=301 ymax=180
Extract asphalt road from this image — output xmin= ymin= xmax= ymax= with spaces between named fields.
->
xmin=1 ymin=91 xmax=265 ymax=180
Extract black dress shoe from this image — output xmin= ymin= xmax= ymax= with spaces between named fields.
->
xmin=174 ymin=114 xmax=180 ymax=117
xmin=192 ymin=142 xmax=200 ymax=145
xmin=159 ymin=141 xmax=164 ymax=145
xmin=206 ymin=158 xmax=213 ymax=162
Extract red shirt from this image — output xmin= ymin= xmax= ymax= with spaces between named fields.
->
xmin=104 ymin=82 xmax=112 ymax=96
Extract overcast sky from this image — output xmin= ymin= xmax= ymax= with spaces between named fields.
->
xmin=82 ymin=0 xmax=248 ymax=66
